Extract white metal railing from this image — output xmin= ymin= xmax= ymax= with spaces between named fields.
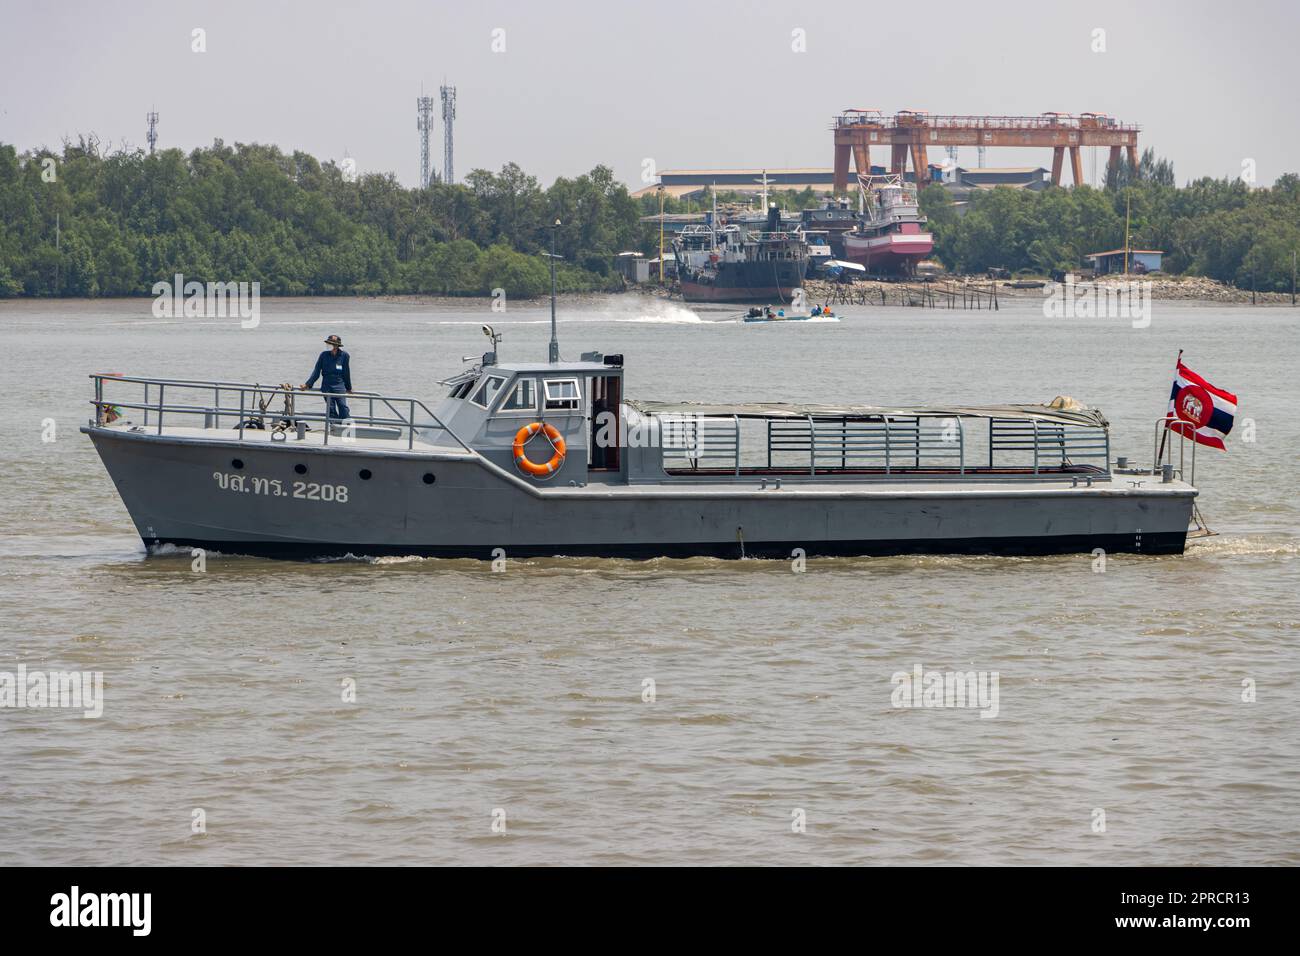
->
xmin=89 ymin=374 xmax=472 ymax=454
xmin=989 ymin=418 xmax=1109 ymax=475
xmin=661 ymin=415 xmax=740 ymax=474
xmin=660 ymin=412 xmax=1110 ymax=479
xmin=769 ymin=416 xmax=965 ymax=475
xmin=1151 ymin=416 xmax=1198 ymax=486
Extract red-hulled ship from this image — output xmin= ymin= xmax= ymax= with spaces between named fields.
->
xmin=841 ymin=175 xmax=934 ymax=275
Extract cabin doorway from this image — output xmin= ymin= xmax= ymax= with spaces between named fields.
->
xmin=588 ymin=374 xmax=621 ymax=472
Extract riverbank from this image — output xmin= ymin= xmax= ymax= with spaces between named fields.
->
xmin=633 ymin=273 xmax=1297 ymax=306
xmin=4 ymin=273 xmax=1294 ymax=311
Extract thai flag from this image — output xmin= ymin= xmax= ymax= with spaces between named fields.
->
xmin=1167 ymin=356 xmax=1237 ymax=451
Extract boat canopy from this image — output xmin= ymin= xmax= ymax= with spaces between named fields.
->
xmin=625 ymin=400 xmax=1108 ymax=428
xmin=822 ymin=259 xmax=867 ymax=272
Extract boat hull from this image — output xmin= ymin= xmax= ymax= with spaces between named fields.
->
xmin=678 ymin=260 xmax=806 ymax=303
xmin=842 ymin=231 xmax=934 ymax=273
xmin=144 ymin=533 xmax=1188 ymax=560
xmin=680 ymin=279 xmax=796 ymax=304
xmin=86 ymin=428 xmax=1195 ymax=560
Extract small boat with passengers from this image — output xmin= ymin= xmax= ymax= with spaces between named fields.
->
xmin=742 ymin=305 xmax=837 ymax=322
xmin=82 ymin=318 xmax=1199 ymax=560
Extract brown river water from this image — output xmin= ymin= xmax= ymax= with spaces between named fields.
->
xmin=2 ymin=294 xmax=1297 ymax=865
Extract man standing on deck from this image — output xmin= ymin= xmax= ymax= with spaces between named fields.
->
xmin=303 ymin=334 xmax=352 ymax=421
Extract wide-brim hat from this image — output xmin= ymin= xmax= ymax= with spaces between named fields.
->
xmin=324 ymin=335 xmax=343 ymax=347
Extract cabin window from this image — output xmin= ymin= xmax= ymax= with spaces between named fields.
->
xmin=469 ymin=374 xmax=506 ymax=409
xmin=500 ymin=378 xmax=537 ymax=412
xmin=544 ymin=378 xmax=581 ymax=411
xmin=450 ymin=379 xmax=476 ymax=400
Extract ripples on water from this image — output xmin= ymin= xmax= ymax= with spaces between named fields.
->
xmin=2 ymin=296 xmax=1298 ymax=865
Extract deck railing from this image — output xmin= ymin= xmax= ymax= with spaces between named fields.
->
xmin=89 ymin=374 xmax=472 ymax=454
xmin=768 ymin=416 xmax=965 ymax=474
xmin=989 ymin=418 xmax=1110 ymax=473
xmin=1152 ymin=416 xmax=1199 ymax=486
xmin=660 ymin=412 xmax=1110 ymax=479
xmin=661 ymin=415 xmax=741 ymax=474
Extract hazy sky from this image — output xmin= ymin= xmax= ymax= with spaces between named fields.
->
xmin=3 ymin=0 xmax=1297 ymax=189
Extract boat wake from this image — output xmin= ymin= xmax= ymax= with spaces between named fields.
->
xmin=428 ymin=304 xmax=725 ymax=326
xmin=594 ymin=297 xmax=723 ymax=324
xmin=616 ymin=307 xmax=718 ymax=324
xmin=146 ymin=542 xmax=193 ymax=556
xmin=365 ymin=554 xmax=432 ymax=565
xmin=1185 ymin=534 xmax=1300 ymax=558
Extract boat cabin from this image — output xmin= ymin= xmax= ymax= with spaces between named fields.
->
xmin=430 ymin=354 xmax=627 ymax=484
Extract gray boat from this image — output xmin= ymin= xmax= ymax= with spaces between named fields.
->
xmin=82 ymin=324 xmax=1201 ymax=560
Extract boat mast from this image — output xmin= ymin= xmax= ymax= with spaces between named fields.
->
xmin=757 ymin=169 xmax=770 ymax=211
xmin=548 ymin=218 xmax=561 ymax=362
xmin=658 ymin=185 xmax=665 ymax=287
xmin=710 ymin=187 xmax=717 ymax=250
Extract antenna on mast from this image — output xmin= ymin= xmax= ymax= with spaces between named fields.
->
xmin=417 ymin=88 xmax=435 ymax=188
xmin=146 ymin=109 xmax=159 ymax=154
xmin=440 ymin=81 xmax=456 ymax=185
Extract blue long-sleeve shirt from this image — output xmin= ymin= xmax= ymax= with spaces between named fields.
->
xmin=306 ymin=349 xmax=351 ymax=391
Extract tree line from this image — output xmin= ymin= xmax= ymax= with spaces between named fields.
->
xmin=919 ymin=150 xmax=1300 ymax=291
xmin=0 ymin=139 xmax=646 ymax=298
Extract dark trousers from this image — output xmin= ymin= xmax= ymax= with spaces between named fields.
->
xmin=323 ymin=385 xmax=351 ymax=420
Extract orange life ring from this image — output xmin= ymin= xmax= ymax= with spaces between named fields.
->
xmin=513 ymin=422 xmax=566 ymax=477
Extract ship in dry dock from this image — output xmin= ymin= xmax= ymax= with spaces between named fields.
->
xmin=841 ymin=174 xmax=934 ymax=274
xmin=673 ymin=205 xmax=808 ymax=303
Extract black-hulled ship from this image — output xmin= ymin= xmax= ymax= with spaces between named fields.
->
xmin=673 ymin=206 xmax=807 ymax=303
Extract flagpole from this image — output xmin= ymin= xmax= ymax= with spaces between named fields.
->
xmin=1156 ymin=349 xmax=1183 ymax=468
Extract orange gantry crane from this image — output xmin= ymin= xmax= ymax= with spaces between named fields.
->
xmin=832 ymin=109 xmax=1141 ymax=191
